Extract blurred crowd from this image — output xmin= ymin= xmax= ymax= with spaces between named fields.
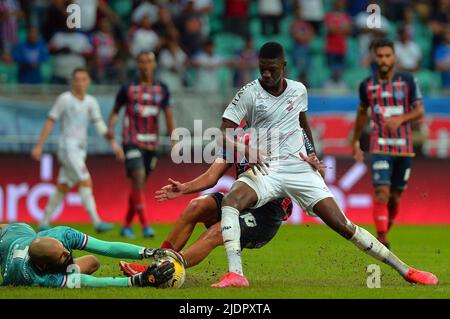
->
xmin=0 ymin=0 xmax=449 ymax=92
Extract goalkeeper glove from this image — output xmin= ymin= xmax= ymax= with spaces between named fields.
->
xmin=142 ymin=248 xmax=186 ymax=267
xmin=130 ymin=260 xmax=175 ymax=287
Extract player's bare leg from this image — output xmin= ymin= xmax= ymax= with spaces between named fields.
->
xmin=163 ymin=196 xmax=219 ymax=251
xmin=120 ymin=223 xmax=224 ymax=275
xmin=313 ymin=197 xmax=438 ymax=285
xmin=212 ymin=182 xmax=257 ymax=288
xmin=388 ymin=187 xmax=403 ymax=232
xmin=39 ymin=183 xmax=70 ymax=231
xmin=74 ymin=255 xmax=100 ymax=275
xmin=373 ymin=185 xmax=391 ymax=246
xmin=78 ymin=179 xmax=113 ymax=233
xmin=181 ymin=223 xmax=223 ymax=267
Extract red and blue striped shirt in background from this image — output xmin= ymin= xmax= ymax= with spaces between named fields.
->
xmin=114 ymin=79 xmax=171 ymax=148
xmin=359 ymin=72 xmax=423 ymax=157
xmin=0 ymin=0 xmax=19 ymax=51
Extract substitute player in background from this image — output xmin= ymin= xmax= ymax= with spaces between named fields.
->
xmin=351 ymin=39 xmax=425 ymax=248
xmin=32 ymin=68 xmax=124 ymax=233
xmin=0 ymin=223 xmax=177 ymax=287
xmin=107 ymin=51 xmax=175 ymax=239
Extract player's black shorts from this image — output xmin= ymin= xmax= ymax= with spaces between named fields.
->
xmin=207 ymin=192 xmax=284 ymax=250
xmin=370 ymin=153 xmax=412 ymax=190
xmin=123 ymin=144 xmax=157 ymax=177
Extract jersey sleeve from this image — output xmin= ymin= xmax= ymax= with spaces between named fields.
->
xmin=48 ymin=94 xmax=66 ymax=120
xmin=160 ymin=82 xmax=172 ymax=110
xmin=408 ymin=75 xmax=423 ymax=104
xmin=358 ymin=80 xmax=369 ymax=107
xmin=34 ymin=272 xmax=67 ymax=288
xmin=222 ymin=86 xmax=252 ymax=125
xmin=295 ymin=83 xmax=308 ymax=112
xmin=89 ymin=97 xmax=103 ymax=122
xmin=113 ymin=84 xmax=129 ymax=112
xmin=43 ymin=226 xmax=88 ymax=251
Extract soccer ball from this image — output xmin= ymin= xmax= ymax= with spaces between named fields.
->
xmin=157 ymin=256 xmax=186 ymax=289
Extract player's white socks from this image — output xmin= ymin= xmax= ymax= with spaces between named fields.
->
xmin=350 ymin=225 xmax=409 ymax=277
xmin=221 ymin=206 xmax=243 ymax=276
xmin=41 ymin=190 xmax=64 ymax=225
xmin=79 ymin=187 xmax=101 ymax=226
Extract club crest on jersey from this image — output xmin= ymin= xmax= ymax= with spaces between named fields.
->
xmin=286 ymin=100 xmax=294 ymax=111
xmin=373 ymin=104 xmax=382 ymax=114
xmin=394 ymin=90 xmax=404 ymax=100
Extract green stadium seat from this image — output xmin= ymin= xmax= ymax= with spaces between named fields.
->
xmin=214 ymin=32 xmax=245 ymax=57
xmin=250 ymin=18 xmax=261 ymax=36
xmin=309 ymin=36 xmax=324 ymax=55
xmin=0 ymin=62 xmax=18 ymax=83
xmin=416 ymin=69 xmax=441 ymax=94
xmin=110 ymin=0 xmax=132 ymax=18
xmin=343 ymin=67 xmax=370 ymax=90
xmin=345 ymin=37 xmax=359 ymax=68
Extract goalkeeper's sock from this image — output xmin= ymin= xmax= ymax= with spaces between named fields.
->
xmin=41 ymin=190 xmax=64 ymax=225
xmin=79 ymin=187 xmax=101 ymax=225
xmin=350 ymin=225 xmax=409 ymax=277
xmin=221 ymin=206 xmax=243 ymax=275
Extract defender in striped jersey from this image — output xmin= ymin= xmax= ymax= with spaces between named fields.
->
xmin=107 ymin=51 xmax=175 ymax=239
xmin=351 ymin=39 xmax=425 ymax=247
xmin=0 ymin=223 xmax=178 ymax=288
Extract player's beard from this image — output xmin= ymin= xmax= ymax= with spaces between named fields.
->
xmin=378 ymin=64 xmax=394 ymax=78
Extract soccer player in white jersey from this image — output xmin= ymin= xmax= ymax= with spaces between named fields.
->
xmin=31 ymin=68 xmax=125 ymax=233
xmin=212 ymin=42 xmax=438 ymax=287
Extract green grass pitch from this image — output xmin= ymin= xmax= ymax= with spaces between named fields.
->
xmin=1 ymin=224 xmax=448 ymax=299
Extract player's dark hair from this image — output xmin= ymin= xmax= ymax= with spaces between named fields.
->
xmin=259 ymin=42 xmax=285 ymax=60
xmin=372 ymin=38 xmax=395 ymax=53
xmin=137 ymin=51 xmax=155 ymax=60
xmin=72 ymin=67 xmax=90 ymax=77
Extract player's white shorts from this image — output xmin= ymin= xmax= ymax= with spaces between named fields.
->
xmin=237 ymin=160 xmax=334 ymax=216
xmin=57 ymin=148 xmax=90 ymax=187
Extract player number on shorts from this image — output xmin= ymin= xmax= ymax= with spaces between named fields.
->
xmin=240 ymin=213 xmax=257 ymax=227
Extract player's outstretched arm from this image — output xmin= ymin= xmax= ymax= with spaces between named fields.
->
xmin=82 ymin=236 xmax=180 ymax=262
xmin=31 ymin=118 xmax=55 ymax=161
xmin=71 ymin=261 xmax=174 ymax=288
xmin=155 ymin=158 xmax=231 ymax=201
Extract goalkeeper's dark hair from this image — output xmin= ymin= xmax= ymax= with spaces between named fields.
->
xmin=372 ymin=38 xmax=395 ymax=53
xmin=259 ymin=42 xmax=285 ymax=60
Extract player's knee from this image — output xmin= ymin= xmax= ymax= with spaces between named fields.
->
xmin=79 ymin=179 xmax=92 ymax=188
xmin=85 ymin=255 xmax=100 ymax=274
xmin=57 ymin=184 xmax=70 ymax=194
xmin=186 ymin=198 xmax=208 ymax=220
xmin=222 ymin=192 xmax=245 ymax=211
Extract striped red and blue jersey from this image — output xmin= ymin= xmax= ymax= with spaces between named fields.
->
xmin=114 ymin=79 xmax=171 ymax=148
xmin=359 ymin=72 xmax=423 ymax=157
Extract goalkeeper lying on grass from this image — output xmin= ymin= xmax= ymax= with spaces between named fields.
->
xmin=0 ymin=223 xmax=181 ymax=288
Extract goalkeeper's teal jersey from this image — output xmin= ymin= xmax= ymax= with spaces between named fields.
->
xmin=0 ymin=223 xmax=88 ymax=287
